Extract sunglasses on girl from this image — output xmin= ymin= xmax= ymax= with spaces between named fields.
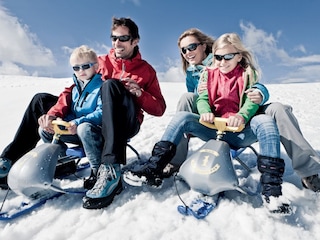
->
xmin=72 ymin=63 xmax=96 ymax=71
xmin=181 ymin=43 xmax=202 ymax=54
xmin=110 ymin=35 xmax=131 ymax=42
xmin=214 ymin=52 xmax=240 ymax=61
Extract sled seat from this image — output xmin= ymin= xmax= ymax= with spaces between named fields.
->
xmin=55 ymin=140 xmax=140 ymax=178
xmin=65 ymin=139 xmax=141 ymax=160
xmin=199 ymin=118 xmax=259 ymax=173
xmin=52 ymin=120 xmax=141 ymax=161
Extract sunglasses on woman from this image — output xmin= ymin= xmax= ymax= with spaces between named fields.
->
xmin=72 ymin=63 xmax=96 ymax=71
xmin=181 ymin=43 xmax=202 ymax=54
xmin=110 ymin=35 xmax=131 ymax=42
xmin=214 ymin=52 xmax=240 ymax=61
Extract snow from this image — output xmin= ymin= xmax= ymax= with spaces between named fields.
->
xmin=1 ymin=75 xmax=320 ymax=240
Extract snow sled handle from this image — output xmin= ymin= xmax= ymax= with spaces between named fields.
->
xmin=199 ymin=117 xmax=244 ymax=133
xmin=52 ymin=120 xmax=71 ymax=135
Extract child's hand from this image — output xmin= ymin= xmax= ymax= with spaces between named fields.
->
xmin=227 ymin=115 xmax=244 ymax=127
xmin=200 ymin=113 xmax=215 ymax=123
xmin=67 ymin=121 xmax=77 ymax=135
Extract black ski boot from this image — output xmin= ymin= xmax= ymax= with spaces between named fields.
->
xmin=258 ymin=156 xmax=291 ymax=214
xmin=124 ymin=141 xmax=176 ymax=187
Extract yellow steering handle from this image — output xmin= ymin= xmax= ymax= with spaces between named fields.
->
xmin=199 ymin=117 xmax=245 ymax=133
xmin=52 ymin=120 xmax=71 ymax=135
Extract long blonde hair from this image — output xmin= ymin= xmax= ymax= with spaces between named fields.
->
xmin=212 ymin=33 xmax=260 ymax=80
xmin=178 ymin=28 xmax=215 ymax=73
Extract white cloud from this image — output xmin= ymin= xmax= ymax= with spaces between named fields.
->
xmin=0 ymin=61 xmax=29 ymax=76
xmin=156 ymin=58 xmax=185 ymax=82
xmin=158 ymin=65 xmax=184 ymax=82
xmin=120 ymin=0 xmax=141 ymax=6
xmin=0 ymin=5 xmax=55 ymax=76
xmin=240 ymin=21 xmax=279 ymax=61
xmin=240 ymin=21 xmax=320 ymax=83
xmin=294 ymin=44 xmax=306 ymax=54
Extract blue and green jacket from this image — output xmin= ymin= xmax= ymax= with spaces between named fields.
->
xmin=64 ymin=73 xmax=103 ymax=126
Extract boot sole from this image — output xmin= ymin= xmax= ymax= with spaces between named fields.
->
xmin=82 ymin=181 xmax=123 ymax=209
xmin=123 ymin=171 xmax=163 ymax=188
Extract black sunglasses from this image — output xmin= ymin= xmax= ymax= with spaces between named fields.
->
xmin=110 ymin=35 xmax=131 ymax=42
xmin=181 ymin=43 xmax=202 ymax=54
xmin=214 ymin=53 xmax=240 ymax=61
xmin=72 ymin=62 xmax=96 ymax=71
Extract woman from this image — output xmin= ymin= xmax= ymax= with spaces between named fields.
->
xmin=176 ymin=28 xmax=215 ymax=113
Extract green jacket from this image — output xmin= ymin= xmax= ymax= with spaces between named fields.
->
xmin=197 ymin=65 xmax=259 ymax=124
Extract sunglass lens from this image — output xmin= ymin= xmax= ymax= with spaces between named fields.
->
xmin=214 ymin=53 xmax=237 ymax=61
xmin=188 ymin=43 xmax=197 ymax=51
xmin=111 ymin=35 xmax=131 ymax=42
xmin=72 ymin=63 xmax=92 ymax=71
xmin=181 ymin=43 xmax=200 ymax=54
xmin=224 ymin=54 xmax=235 ymax=60
xmin=81 ymin=64 xmax=91 ymax=70
xmin=120 ymin=35 xmax=131 ymax=42
xmin=73 ymin=66 xmax=80 ymax=71
xmin=214 ymin=55 xmax=223 ymax=61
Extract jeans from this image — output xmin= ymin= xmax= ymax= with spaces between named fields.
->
xmin=39 ymin=122 xmax=103 ymax=170
xmin=161 ymin=111 xmax=280 ymax=158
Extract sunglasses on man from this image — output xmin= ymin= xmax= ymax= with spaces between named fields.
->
xmin=214 ymin=53 xmax=240 ymax=61
xmin=181 ymin=43 xmax=202 ymax=54
xmin=72 ymin=63 xmax=96 ymax=71
xmin=110 ymin=35 xmax=132 ymax=42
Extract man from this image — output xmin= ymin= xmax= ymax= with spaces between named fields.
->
xmin=0 ymin=18 xmax=166 ymax=211
xmin=82 ymin=17 xmax=166 ymax=209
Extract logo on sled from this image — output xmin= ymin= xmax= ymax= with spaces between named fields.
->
xmin=178 ymin=139 xmax=241 ymax=196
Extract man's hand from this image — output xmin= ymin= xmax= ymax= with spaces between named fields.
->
xmin=38 ymin=114 xmax=56 ymax=134
xmin=121 ymin=78 xmax=142 ymax=97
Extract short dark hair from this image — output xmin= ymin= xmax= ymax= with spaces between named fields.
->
xmin=112 ymin=17 xmax=140 ymax=40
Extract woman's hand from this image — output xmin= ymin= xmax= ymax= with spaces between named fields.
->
xmin=197 ymin=81 xmax=207 ymax=94
xmin=245 ymin=88 xmax=262 ymax=104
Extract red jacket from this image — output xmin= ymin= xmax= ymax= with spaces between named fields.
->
xmin=48 ymin=48 xmax=166 ymax=124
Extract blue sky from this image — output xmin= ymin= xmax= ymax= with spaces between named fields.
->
xmin=0 ymin=0 xmax=320 ymax=84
